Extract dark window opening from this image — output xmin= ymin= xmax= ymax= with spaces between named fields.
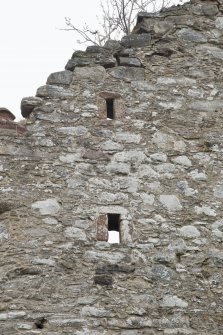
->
xmin=106 ymin=99 xmax=114 ymax=120
xmin=108 ymin=213 xmax=120 ymax=243
xmin=34 ymin=318 xmax=47 ymax=329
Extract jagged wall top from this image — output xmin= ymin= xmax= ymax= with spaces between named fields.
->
xmin=21 ymin=0 xmax=223 ymax=118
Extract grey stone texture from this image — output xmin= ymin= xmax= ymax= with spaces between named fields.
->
xmin=0 ymin=0 xmax=223 ymax=334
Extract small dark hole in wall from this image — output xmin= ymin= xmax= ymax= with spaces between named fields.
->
xmin=108 ymin=213 xmax=120 ymax=243
xmin=34 ymin=317 xmax=47 ymax=329
xmin=0 ymin=202 xmax=12 ymax=215
xmin=106 ymin=99 xmax=114 ymax=119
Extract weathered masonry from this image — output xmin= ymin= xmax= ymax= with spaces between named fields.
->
xmin=0 ymin=0 xmax=223 ymax=334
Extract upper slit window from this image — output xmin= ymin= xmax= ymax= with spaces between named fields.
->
xmin=106 ymin=99 xmax=114 ymax=120
xmin=108 ymin=213 xmax=120 ymax=243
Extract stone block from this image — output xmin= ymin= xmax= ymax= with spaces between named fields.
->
xmin=118 ymin=57 xmax=142 ymax=67
xmin=85 ymin=250 xmax=125 ymax=264
xmin=20 ymin=96 xmax=43 ymax=117
xmin=159 ymin=195 xmax=182 ymax=211
xmin=74 ymin=65 xmax=106 ymax=82
xmin=106 ymin=162 xmax=130 ymax=175
xmin=46 ymin=70 xmax=73 ymax=85
xmin=131 ymin=81 xmax=156 ymax=91
xmin=83 ymin=150 xmax=109 ymax=161
xmin=188 ymin=170 xmax=207 ymax=181
xmin=96 ymin=264 xmax=135 ymax=274
xmin=109 ymin=66 xmax=145 ymax=81
xmin=161 ymin=295 xmax=188 ymax=308
xmin=64 ymin=227 xmax=87 ymax=240
xmin=202 ymin=4 xmax=219 ymax=16
xmin=150 ymin=153 xmax=167 ymax=162
xmin=208 ymin=249 xmax=223 ymax=267
xmin=177 ymin=28 xmax=207 ymax=43
xmin=57 ymin=126 xmax=88 ymax=136
xmin=194 ymin=205 xmax=216 ymax=217
xmin=65 ymin=57 xmax=91 ymax=71
xmin=81 ymin=306 xmax=111 ymax=317
xmin=8 ymin=311 xmax=26 ymax=319
xmin=154 ymin=21 xmax=174 ymax=34
xmin=213 ymin=183 xmax=223 ymax=198
xmin=48 ymin=317 xmax=86 ymax=327
xmin=116 ymin=132 xmax=141 ymax=144
xmin=150 ymin=264 xmax=174 ymax=282
xmin=171 ymin=156 xmax=192 ymax=167
xmin=31 ymin=198 xmax=61 ymax=215
xmin=211 ymin=220 xmax=223 ymax=239
xmin=94 ymin=275 xmax=113 ymax=286
xmin=197 ymin=45 xmax=223 ymax=60
xmin=36 ymin=85 xmax=73 ymax=98
xmin=121 ymin=34 xmax=151 ymax=47
xmin=215 ymin=17 xmax=223 ymax=30
xmin=100 ymin=140 xmax=123 ymax=151
xmin=114 ymin=150 xmax=145 ymax=162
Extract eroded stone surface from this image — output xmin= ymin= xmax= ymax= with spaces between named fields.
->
xmin=31 ymin=198 xmax=61 ymax=215
xmin=179 ymin=225 xmax=200 ymax=238
xmin=162 ymin=295 xmax=188 ymax=308
xmin=159 ymin=195 xmax=182 ymax=211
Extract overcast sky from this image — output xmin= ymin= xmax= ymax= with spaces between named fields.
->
xmin=0 ymin=0 xmax=187 ymax=120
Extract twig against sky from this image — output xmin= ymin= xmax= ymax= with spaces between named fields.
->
xmin=63 ymin=0 xmax=172 ymax=46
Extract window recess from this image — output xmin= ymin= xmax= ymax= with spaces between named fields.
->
xmin=108 ymin=213 xmax=120 ymax=243
xmin=98 ymin=91 xmax=125 ymax=120
xmin=97 ymin=213 xmax=121 ymax=244
xmin=106 ymin=98 xmax=114 ymax=120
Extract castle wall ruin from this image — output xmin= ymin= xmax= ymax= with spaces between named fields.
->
xmin=0 ymin=1 xmax=223 ymax=334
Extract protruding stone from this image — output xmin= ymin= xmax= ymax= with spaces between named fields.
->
xmin=20 ymin=97 xmax=43 ymax=117
xmin=121 ymin=34 xmax=151 ymax=47
xmin=46 ymin=70 xmax=73 ymax=85
xmin=65 ymin=48 xmax=116 ymax=70
xmin=104 ymin=39 xmax=122 ymax=50
xmin=36 ymin=85 xmax=73 ymax=99
xmin=65 ymin=57 xmax=91 ymax=71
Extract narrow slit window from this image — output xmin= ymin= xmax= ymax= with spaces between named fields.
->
xmin=107 ymin=213 xmax=120 ymax=243
xmin=106 ymin=99 xmax=114 ymax=120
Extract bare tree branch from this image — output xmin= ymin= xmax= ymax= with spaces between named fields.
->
xmin=63 ymin=0 xmax=174 ymax=46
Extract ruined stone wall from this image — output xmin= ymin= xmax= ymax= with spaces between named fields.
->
xmin=0 ymin=0 xmax=223 ymax=334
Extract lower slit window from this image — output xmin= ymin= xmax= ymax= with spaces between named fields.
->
xmin=107 ymin=213 xmax=120 ymax=243
xmin=106 ymin=99 xmax=114 ymax=120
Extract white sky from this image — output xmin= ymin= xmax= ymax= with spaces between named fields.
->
xmin=0 ymin=0 xmax=186 ymax=120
